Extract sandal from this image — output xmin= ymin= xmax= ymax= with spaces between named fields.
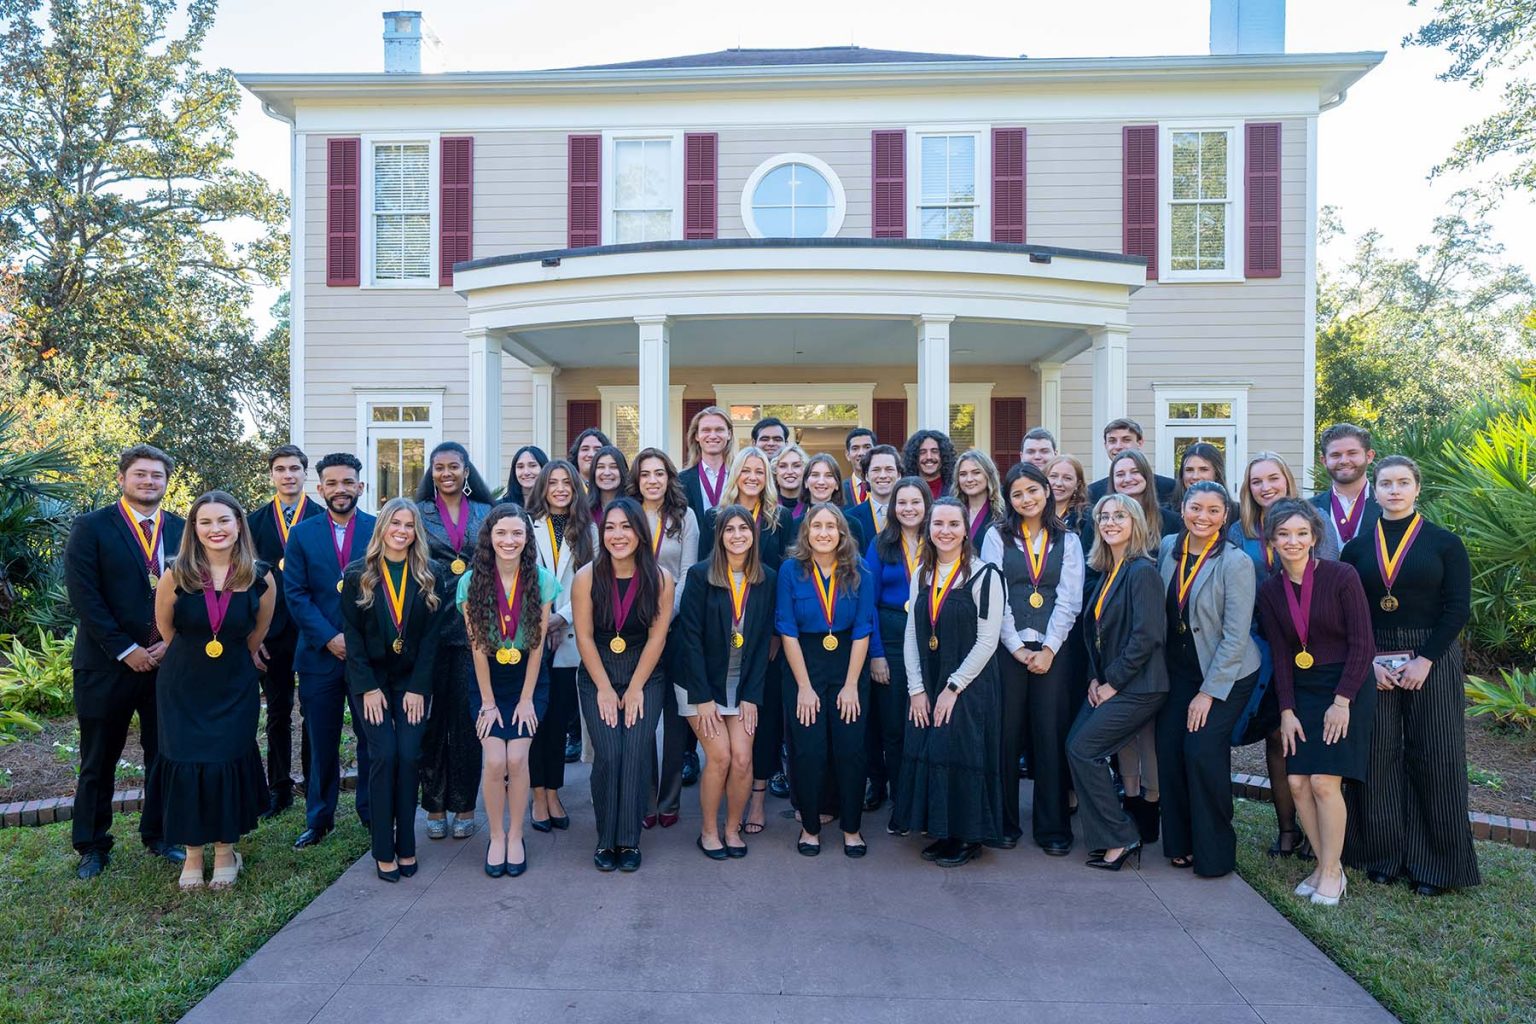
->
xmin=1170 ymin=855 xmax=1194 ymax=869
xmin=178 ymin=862 xmax=205 ymax=890
xmin=1267 ymin=828 xmax=1301 ymax=859
xmin=742 ymin=784 xmax=767 ymax=835
xmin=208 ymin=851 xmax=243 ymax=890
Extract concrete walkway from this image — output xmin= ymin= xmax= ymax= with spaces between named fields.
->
xmin=182 ymin=767 xmax=1397 ymax=1024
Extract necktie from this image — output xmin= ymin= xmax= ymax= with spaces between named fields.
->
xmin=140 ymin=519 xmax=163 ymax=643
xmin=283 ymin=505 xmax=296 ymax=527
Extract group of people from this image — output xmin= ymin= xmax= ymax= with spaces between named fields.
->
xmin=64 ymin=411 xmax=1480 ymax=903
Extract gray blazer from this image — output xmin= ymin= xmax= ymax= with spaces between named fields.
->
xmin=1158 ymin=534 xmax=1261 ymax=700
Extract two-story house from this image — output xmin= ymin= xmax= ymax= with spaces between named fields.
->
xmin=240 ymin=2 xmax=1381 ymax=511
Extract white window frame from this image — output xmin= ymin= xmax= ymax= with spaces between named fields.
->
xmin=601 ymin=130 xmax=684 ymax=245
xmin=354 ymin=388 xmax=444 ymax=513
xmin=908 ymin=126 xmax=991 ymax=244
xmin=360 ymin=133 xmax=440 ymax=289
xmin=1151 ymin=382 xmax=1251 ymax=485
xmin=739 ymin=153 xmax=848 ymax=239
xmin=903 ymin=381 xmax=996 ymax=453
xmin=1158 ymin=122 xmax=1245 ymax=283
xmin=597 ymin=384 xmax=687 ymax=464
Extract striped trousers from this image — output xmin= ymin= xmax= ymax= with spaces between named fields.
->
xmin=1343 ymin=628 xmax=1480 ymax=890
xmin=578 ymin=658 xmax=664 ymax=852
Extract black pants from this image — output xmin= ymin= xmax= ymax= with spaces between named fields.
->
xmin=866 ymin=607 xmax=907 ymax=804
xmin=579 ymin=675 xmax=663 ymax=850
xmin=784 ymin=673 xmax=868 ymax=837
xmin=72 ymin=667 xmax=165 ymax=854
xmin=752 ymin=654 xmax=787 ymax=780
xmin=357 ymin=689 xmax=427 ymax=863
xmin=299 ymin=671 xmax=371 ymax=830
xmin=651 ymin=670 xmax=687 ymax=816
xmin=1003 ymin=644 xmax=1081 ymax=846
xmin=258 ymin=626 xmax=308 ymax=797
xmin=1156 ymin=670 xmax=1256 ymax=876
xmin=531 ymin=666 xmax=577 ymax=790
xmin=418 ymin=649 xmax=480 ymax=815
xmin=1067 ymin=690 xmax=1166 ymax=852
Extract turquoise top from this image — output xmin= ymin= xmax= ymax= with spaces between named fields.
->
xmin=455 ymin=565 xmax=562 ymax=647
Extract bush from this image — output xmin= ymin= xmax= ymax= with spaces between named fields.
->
xmin=1465 ymin=670 xmax=1536 ymax=730
xmin=0 ymin=629 xmax=75 ymax=719
xmin=0 ymin=408 xmax=79 ymax=637
xmin=0 ymin=708 xmax=42 ymax=746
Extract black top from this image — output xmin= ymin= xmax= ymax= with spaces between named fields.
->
xmin=1256 ymin=559 xmax=1375 ymax=711
xmin=1339 ymin=514 xmax=1472 ymax=662
xmin=339 ymin=559 xmax=451 ymax=696
xmin=1164 ymin=553 xmax=1204 ymax=682
xmin=1087 ymin=473 xmax=1177 ymax=506
xmin=1083 ymin=556 xmax=1168 ymax=695
xmin=64 ymin=503 xmax=186 ymax=677
xmin=248 ymin=496 xmax=326 ymax=636
xmin=675 ymin=559 xmax=777 ymax=707
xmin=699 ymin=505 xmax=790 ymax=571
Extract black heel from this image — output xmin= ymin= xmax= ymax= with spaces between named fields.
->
xmin=1086 ymin=842 xmax=1142 ymax=871
xmin=376 ymin=863 xmax=401 ymax=883
xmin=1268 ymin=828 xmax=1301 ymax=859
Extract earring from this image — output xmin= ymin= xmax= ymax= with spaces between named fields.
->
xmin=464 ymin=483 xmax=472 ymax=499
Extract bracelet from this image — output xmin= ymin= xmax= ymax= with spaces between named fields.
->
xmin=478 ymin=705 xmax=496 ymax=715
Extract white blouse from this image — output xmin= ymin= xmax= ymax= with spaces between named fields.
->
xmin=902 ymin=557 xmax=1003 ymax=696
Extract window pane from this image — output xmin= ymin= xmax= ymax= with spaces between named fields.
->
xmin=794 ymin=205 xmax=829 ymax=238
xmin=401 ymin=437 xmax=425 ymax=497
xmin=616 ymin=139 xmax=671 ymax=212
xmin=1199 ymin=402 xmax=1232 ymax=419
xmin=920 ymin=136 xmax=975 ymax=205
xmin=1199 ymin=131 xmax=1228 ymax=200
xmin=1170 ymin=205 xmax=1197 ymax=271
xmin=919 ymin=206 xmax=949 ymax=240
xmin=792 ymin=164 xmax=832 ymax=207
xmin=1197 ymin=204 xmax=1226 ymax=269
xmin=947 ymin=136 xmax=976 ymax=203
xmin=375 ymin=438 xmax=400 ymax=501
xmin=1171 ymin=132 xmax=1201 ymax=201
xmin=946 ymin=207 xmax=975 ymax=241
xmin=754 ymin=206 xmax=793 ymax=238
xmin=615 ymin=404 xmax=640 ymax=456
xmin=949 ymin=403 xmax=976 ymax=450
xmin=920 ymin=137 xmax=950 ymax=204
xmin=1167 ymin=402 xmax=1199 ymax=420
xmin=372 ymin=405 xmax=401 ymax=422
xmin=402 ymin=405 xmax=431 ymax=422
xmin=755 ymin=164 xmax=796 ymax=206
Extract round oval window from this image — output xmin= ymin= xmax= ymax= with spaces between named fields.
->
xmin=751 ymin=162 xmax=836 ymax=238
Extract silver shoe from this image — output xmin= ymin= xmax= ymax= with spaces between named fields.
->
xmin=1294 ymin=877 xmax=1317 ymax=897
xmin=1310 ymin=873 xmax=1347 ymax=907
xmin=425 ymin=818 xmax=449 ymax=840
xmin=451 ymin=817 xmax=479 ymax=839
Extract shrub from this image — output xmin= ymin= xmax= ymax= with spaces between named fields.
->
xmin=0 ymin=708 xmax=42 ymax=746
xmin=0 ymin=629 xmax=75 ymax=719
xmin=1465 ymin=669 xmax=1536 ymax=730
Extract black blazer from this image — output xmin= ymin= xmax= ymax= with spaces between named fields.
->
xmin=247 ymin=496 xmax=325 ymax=637
xmin=339 ymin=560 xmax=451 ymax=697
xmin=1082 ymin=555 xmax=1169 ymax=695
xmin=1088 ymin=473 xmax=1177 ymax=506
xmin=700 ymin=506 xmax=792 ymax=571
xmin=678 ymin=462 xmax=728 ymax=526
xmin=65 ymin=504 xmax=186 ymax=679
xmin=676 ymin=558 xmax=777 ymax=707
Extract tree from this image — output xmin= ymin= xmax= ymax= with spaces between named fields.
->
xmin=1315 ymin=201 xmax=1536 ymax=432
xmin=0 ymin=0 xmax=288 ymax=502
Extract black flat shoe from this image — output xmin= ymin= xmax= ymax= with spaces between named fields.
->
xmin=768 ymin=772 xmax=790 ymax=799
xmin=398 ymin=860 xmax=419 ymax=878
xmin=293 ymin=825 xmax=331 ymax=849
xmin=485 ymin=850 xmax=506 ymax=878
xmin=144 ymin=841 xmax=187 ymax=864
xmin=550 ymin=814 xmax=571 ymax=830
xmin=697 ymin=836 xmax=729 ymax=861
xmin=1041 ymin=840 xmax=1072 ymax=857
xmin=506 ymin=843 xmax=527 ymax=877
xmin=1368 ymin=870 xmax=1395 ymax=885
xmin=989 ymin=835 xmax=1019 ymax=850
xmin=937 ymin=841 xmax=981 ymax=867
xmin=844 ymin=839 xmax=868 ymax=859
xmin=594 ymin=848 xmax=618 ymax=872
xmin=617 ymin=847 xmax=642 ymax=872
xmin=1086 ymin=843 xmax=1142 ymax=871
xmin=377 ymin=864 xmax=401 ymax=883
xmin=797 ymin=835 xmax=821 ymax=857
xmin=530 ymin=817 xmax=553 ymax=833
xmin=1413 ymin=882 xmax=1443 ymax=897
xmin=725 ymin=837 xmax=748 ymax=858
xmin=260 ymin=790 xmax=294 ymax=820
xmin=921 ymin=838 xmax=950 ymax=862
xmin=76 ymin=850 xmax=109 ymax=880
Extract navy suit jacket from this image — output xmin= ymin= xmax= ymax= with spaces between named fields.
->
xmin=283 ymin=510 xmax=377 ymax=679
xmin=844 ymin=501 xmax=878 ymax=552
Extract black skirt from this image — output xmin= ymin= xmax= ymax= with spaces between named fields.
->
xmin=485 ymin=651 xmax=550 ymax=741
xmin=1286 ymin=661 xmax=1375 ymax=781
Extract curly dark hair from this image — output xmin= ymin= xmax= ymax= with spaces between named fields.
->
xmin=464 ymin=503 xmax=544 ymax=654
xmin=592 ymin=497 xmax=663 ymax=632
xmin=902 ymin=429 xmax=956 ymax=490
xmin=623 ymin=447 xmax=689 ymax=540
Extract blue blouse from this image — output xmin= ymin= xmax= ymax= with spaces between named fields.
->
xmin=862 ymin=536 xmax=915 ymax=659
xmin=775 ymin=558 xmax=876 ymax=640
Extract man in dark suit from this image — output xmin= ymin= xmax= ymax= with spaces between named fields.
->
xmin=840 ymin=427 xmax=877 ymax=506
xmin=843 ymin=443 xmax=900 ymax=552
xmin=64 ymin=444 xmax=187 ymax=878
xmin=285 ymin=452 xmax=377 ymax=848
xmin=247 ymin=443 xmax=324 ymax=819
xmin=1086 ymin=418 xmax=1177 ymax=504
xmin=1310 ymin=422 xmax=1381 ymax=560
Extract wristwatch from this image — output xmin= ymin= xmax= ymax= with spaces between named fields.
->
xmin=946 ymin=680 xmax=961 ymax=694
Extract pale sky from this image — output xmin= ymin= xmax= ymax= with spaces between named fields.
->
xmin=207 ymin=0 xmax=1536 ymax=322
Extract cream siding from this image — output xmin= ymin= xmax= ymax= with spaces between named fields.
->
xmin=716 ymin=128 xmax=873 ymax=238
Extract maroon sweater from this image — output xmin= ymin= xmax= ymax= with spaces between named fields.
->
xmin=1256 ymin=558 xmax=1375 ymax=713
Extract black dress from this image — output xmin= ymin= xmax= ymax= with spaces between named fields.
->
xmin=156 ymin=578 xmax=269 ymax=846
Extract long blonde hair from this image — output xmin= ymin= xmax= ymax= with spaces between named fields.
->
xmin=1239 ymin=451 xmax=1298 ymax=540
xmin=170 ymin=491 xmax=259 ymax=593
xmin=357 ymin=497 xmax=441 ymax=611
xmin=1087 ymin=493 xmax=1154 ymax=573
xmin=722 ymin=446 xmax=781 ymax=530
xmin=683 ymin=405 xmax=733 ymax=469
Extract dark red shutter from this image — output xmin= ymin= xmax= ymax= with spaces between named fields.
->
xmin=873 ymin=398 xmax=908 ymax=449
xmin=684 ymin=133 xmax=718 ymax=240
xmin=1245 ymin=122 xmax=1282 ymax=279
xmin=871 ymin=130 xmax=906 ymax=239
xmin=566 ymin=400 xmax=601 ymax=453
xmin=683 ymin=399 xmax=713 ymax=433
xmin=439 ymin=136 xmax=473 ymax=286
xmin=326 ymin=138 xmax=360 ymax=287
xmin=1122 ymin=125 xmax=1158 ymax=281
xmin=568 ymin=134 xmax=601 ymax=248
xmin=992 ymin=128 xmax=1027 ymax=244
xmin=991 ymin=398 xmax=1027 ymax=474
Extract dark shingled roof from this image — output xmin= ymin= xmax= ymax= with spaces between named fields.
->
xmin=564 ymin=46 xmax=1012 ymax=71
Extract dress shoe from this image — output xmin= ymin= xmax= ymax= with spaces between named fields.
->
xmin=658 ymin=812 xmax=680 ymax=829
xmin=796 ymin=836 xmax=821 ymax=857
xmin=1367 ymin=870 xmax=1395 ymax=885
xmin=426 ymin=818 xmax=449 ymax=840
xmin=1413 ymin=882 xmax=1443 ymax=897
xmin=768 ymin=771 xmax=790 ymax=799
xmin=376 ymin=863 xmax=401 ymax=883
xmin=564 ymin=737 xmax=582 ymax=763
xmin=1311 ymin=873 xmax=1348 ymax=906
xmin=1041 ymin=840 xmax=1072 ymax=857
xmin=697 ymin=836 xmax=729 ymax=861
xmin=76 ymin=850 xmax=109 ymax=880
xmin=725 ymin=836 xmax=748 ymax=858
xmin=549 ymin=814 xmax=571 ymax=830
xmin=593 ymin=847 xmax=619 ymax=872
xmin=260 ymin=790 xmax=294 ymax=821
xmin=642 ymin=814 xmax=657 ymax=830
xmin=1126 ymin=796 xmax=1160 ymax=845
xmin=505 ymin=840 xmax=527 ymax=877
xmin=530 ymin=816 xmax=553 ymax=833
xmin=1018 ymin=754 xmax=1032 ymax=779
xmin=863 ymin=782 xmax=886 ymax=813
xmin=937 ymin=841 xmax=981 ymax=867
xmin=680 ymin=750 xmax=700 ymax=787
xmin=844 ymin=838 xmax=868 ymax=859
xmin=294 ymin=826 xmax=331 ymax=849
xmin=921 ymin=838 xmax=954 ymax=862
xmin=451 ymin=817 xmax=478 ymax=839
xmin=144 ymin=841 xmax=187 ymax=864
xmin=617 ymin=847 xmax=642 ymax=872
xmin=1086 ymin=843 xmax=1142 ymax=871
xmin=988 ymin=835 xmax=1019 ymax=850
xmin=398 ymin=860 xmax=419 ymax=878
xmin=209 ymin=851 xmax=244 ymax=889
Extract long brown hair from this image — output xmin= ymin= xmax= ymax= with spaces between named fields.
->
xmin=786 ymin=502 xmax=862 ymax=591
xmin=464 ymin=503 xmax=544 ymax=653
xmin=920 ymin=496 xmax=977 ymax=586
xmin=591 ymin=498 xmax=663 ymax=631
xmin=1044 ymin=454 xmax=1089 ymax=522
xmin=623 ymin=447 xmax=689 ymax=540
xmin=357 ymin=497 xmax=441 ymax=612
xmin=170 ymin=491 xmax=259 ymax=593
xmin=525 ymin=459 xmax=595 ymax=567
xmin=1108 ymin=449 xmax=1163 ymax=536
xmin=802 ymin=452 xmax=846 ymax=507
xmin=707 ymin=504 xmax=765 ymax=588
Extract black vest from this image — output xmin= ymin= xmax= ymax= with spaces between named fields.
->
xmin=1000 ymin=529 xmax=1065 ymax=634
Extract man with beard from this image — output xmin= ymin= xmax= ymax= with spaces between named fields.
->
xmin=1310 ymin=423 xmax=1380 ymax=560
xmin=248 ymin=444 xmax=324 ymax=819
xmin=284 ymin=452 xmax=377 ymax=848
xmin=64 ymin=444 xmax=187 ymax=878
xmin=751 ymin=416 xmax=790 ymax=461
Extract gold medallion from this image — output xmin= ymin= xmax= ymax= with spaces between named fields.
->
xmin=609 ymin=635 xmax=627 ymax=654
xmin=822 ymin=634 xmax=839 ymax=652
xmin=204 ymin=638 xmax=224 ymax=658
xmin=1295 ymin=650 xmax=1315 ymax=670
xmin=451 ymin=558 xmax=467 ymax=575
xmin=1029 ymin=592 xmax=1044 ymax=609
xmin=1380 ymin=594 xmax=1399 ymax=612
xmin=903 ymin=600 xmax=910 ymax=613
xmin=336 ymin=579 xmax=344 ymax=593
xmin=496 ymin=646 xmax=516 ymax=665
xmin=148 ymin=573 xmax=159 ymax=590
xmin=731 ymin=630 xmax=744 ymax=649
xmin=278 ymin=557 xmax=285 ymax=571
xmin=1178 ymin=621 xmax=1188 ymax=634
xmin=391 ymin=637 xmax=404 ymax=654
xmin=928 ymin=634 xmax=939 ymax=651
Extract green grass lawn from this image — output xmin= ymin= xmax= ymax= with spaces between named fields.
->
xmin=1233 ymin=799 xmax=1536 ymax=1024
xmin=0 ymin=801 xmax=369 ymax=1024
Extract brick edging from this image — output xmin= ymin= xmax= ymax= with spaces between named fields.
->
xmin=0 ymin=769 xmax=359 ymax=829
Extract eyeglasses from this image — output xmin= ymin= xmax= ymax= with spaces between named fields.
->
xmin=1096 ymin=512 xmax=1131 ymax=525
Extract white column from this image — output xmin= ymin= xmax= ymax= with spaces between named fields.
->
xmin=916 ymin=315 xmax=954 ymax=432
xmin=465 ymin=328 xmax=502 ymax=480
xmin=1035 ymin=361 xmax=1063 ymax=444
xmin=635 ymin=315 xmax=671 ymax=452
xmin=529 ymin=366 xmax=557 ymax=457
xmin=1089 ymin=324 xmax=1130 ymax=481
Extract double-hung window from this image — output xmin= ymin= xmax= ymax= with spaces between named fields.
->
xmin=915 ymin=133 xmax=982 ymax=241
xmin=1160 ymin=125 xmax=1243 ymax=281
xmin=611 ymin=137 xmax=678 ymax=243
xmin=368 ymin=140 xmax=436 ymax=286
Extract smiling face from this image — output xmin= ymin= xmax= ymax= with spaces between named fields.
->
xmin=1096 ymin=503 xmax=1131 ymax=548
xmin=602 ymin=507 xmax=638 ymax=560
xmin=318 ymin=463 xmax=363 ymax=517
xmin=806 ymin=461 xmax=839 ymax=502
xmin=928 ymin=503 xmax=966 ymax=559
xmin=1324 ymin=436 xmax=1374 ymax=487
xmin=775 ymin=450 xmax=804 ymax=493
xmin=575 ymin=435 xmax=602 ymax=475
xmin=1181 ymin=491 xmax=1227 ymax=541
xmin=118 ymin=457 xmax=169 ymax=508
xmin=1272 ymin=513 xmax=1316 ymax=563
xmin=806 ymin=508 xmax=842 ymax=556
xmin=544 ymin=468 xmax=574 ymax=512
xmin=697 ymin=414 xmax=732 ymax=460
xmin=593 ymin=454 xmax=622 ymax=494
xmin=1111 ymin=457 xmax=1147 ymax=499
xmin=382 ymin=508 xmax=416 ymax=557
xmin=1375 ymin=464 xmax=1420 ymax=516
xmin=753 ymin=425 xmax=786 ymax=459
xmin=1104 ymin=428 xmax=1141 ymax=459
xmin=269 ymin=456 xmax=306 ymax=501
xmin=195 ymin=502 xmax=240 ymax=554
xmin=1247 ymin=459 xmax=1289 ymax=509
xmin=893 ymin=484 xmax=927 ymax=530
xmin=514 ymin=452 xmax=543 ymax=490
xmin=1046 ymin=460 xmax=1080 ymax=508
xmin=846 ymin=434 xmax=873 ymax=471
xmin=1181 ymin=456 xmax=1216 ymax=488
xmin=491 ymin=514 xmax=527 ymax=563
xmin=431 ymin=449 xmax=466 ymax=497
xmin=956 ymin=459 xmax=987 ymax=499
xmin=1022 ymin=437 xmax=1056 ymax=469
xmin=636 ymin=456 xmax=669 ymax=504
xmin=1009 ymin=475 xmax=1048 ymax=524
xmin=721 ymin=515 xmax=755 ymax=559
xmin=866 ymin=452 xmax=899 ymax=501
xmin=916 ymin=438 xmax=942 ymax=478
xmin=736 ymin=455 xmax=767 ymax=501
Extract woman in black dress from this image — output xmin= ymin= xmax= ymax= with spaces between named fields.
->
xmin=676 ymin=505 xmax=777 ymax=858
xmin=505 ymin=444 xmax=549 ymax=507
xmin=154 ymin=491 xmax=275 ymax=890
xmin=1341 ymin=456 xmax=1479 ymax=895
xmin=896 ymin=497 xmax=1006 ymax=867
xmin=414 ymin=441 xmax=493 ymax=841
xmin=459 ymin=504 xmax=561 ymax=877
xmin=571 ymin=497 xmax=675 ymax=872
xmin=341 ymin=497 xmax=450 ymax=882
xmin=1256 ymin=499 xmax=1375 ymax=906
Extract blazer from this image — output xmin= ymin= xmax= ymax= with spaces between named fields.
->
xmin=283 ymin=510 xmax=378 ymax=679
xmin=1088 ymin=473 xmax=1177 ymax=506
xmin=531 ymin=514 xmax=599 ymax=668
xmin=1083 ymin=555 xmax=1169 ymax=695
xmin=675 ymin=559 xmax=777 ymax=708
xmin=844 ymin=501 xmax=878 ymax=553
xmin=1309 ymin=487 xmax=1381 ymax=562
xmin=248 ymin=495 xmax=326 ymax=637
xmin=678 ymin=461 xmax=729 ymax=525
xmin=841 ymin=477 xmax=870 ymax=506
xmin=1157 ymin=534 xmax=1261 ymax=700
xmin=65 ymin=503 xmax=186 ymax=679
xmin=339 ymin=560 xmax=450 ymax=697
xmin=700 ymin=505 xmax=791 ymax=572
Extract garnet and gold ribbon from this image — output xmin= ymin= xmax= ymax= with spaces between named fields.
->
xmin=728 ymin=570 xmax=749 ymax=649
xmin=1175 ymin=532 xmax=1220 ymax=614
xmin=1022 ymin=523 xmax=1050 ymax=608
xmin=1374 ymin=513 xmax=1423 ymax=602
xmin=546 ymin=519 xmax=563 ymax=571
xmin=202 ymin=573 xmax=233 ymax=658
xmin=927 ymin=558 xmax=964 ymax=649
xmin=1094 ymin=558 xmax=1124 ymax=623
xmin=1282 ymin=557 xmax=1317 ymax=669
xmin=495 ymin=567 xmax=521 ymax=664
xmin=382 ymin=559 xmax=409 ymax=654
xmin=117 ymin=498 xmax=162 ymax=585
